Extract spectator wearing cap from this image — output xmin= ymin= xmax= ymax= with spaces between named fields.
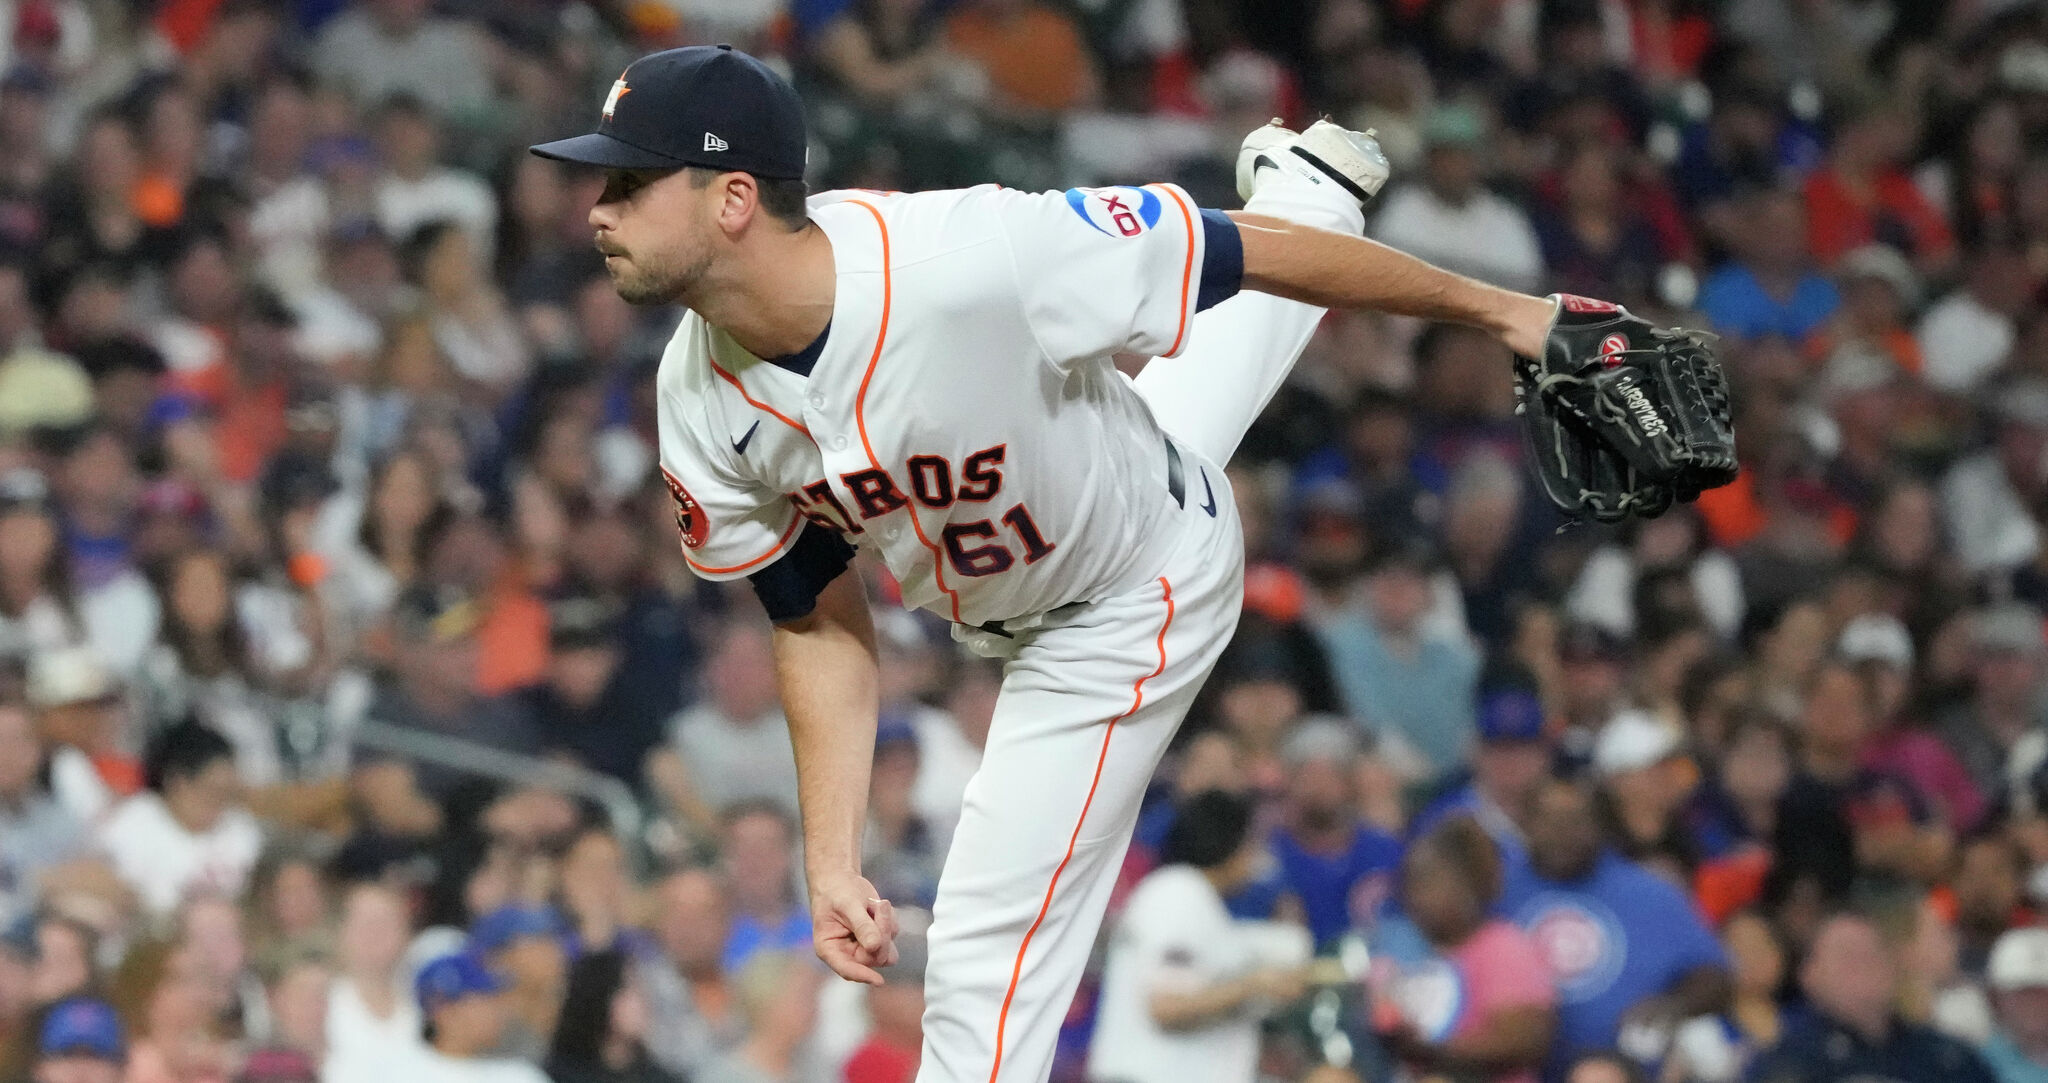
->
xmin=1591 ymin=709 xmax=1697 ymax=887
xmin=1293 ymin=388 xmax=1443 ymax=544
xmin=0 ymin=698 xmax=88 ymax=929
xmin=1372 ymin=103 xmax=1545 ymax=293
xmin=526 ymin=592 xmax=657 ymax=786
xmin=1983 ymin=926 xmax=2048 ymax=1083
xmin=1818 ymin=244 xmax=1925 ymax=385
xmin=32 ymin=996 xmax=123 ymax=1083
xmin=1695 ymin=188 xmax=1841 ymax=347
xmin=1499 ymin=777 xmax=1730 ymax=1074
xmin=364 ymin=584 xmax=543 ymax=803
xmin=1846 ymin=613 xmax=1989 ymax=832
xmin=1087 ymin=791 xmax=1313 ymax=1083
xmin=1556 ymin=623 xmax=1631 ymax=734
xmin=863 ymin=716 xmax=942 ymax=911
xmin=652 ymin=618 xmax=799 ymax=828
xmin=1258 ymin=719 xmax=1401 ymax=948
xmin=1750 ymin=911 xmax=1995 ymax=1083
xmin=1943 ymin=382 xmax=2048 ymax=579
xmin=467 ymin=904 xmax=569 ymax=1062
xmin=96 ymin=720 xmax=262 ymax=919
xmin=1413 ymin=687 xmax=1552 ymax=861
xmin=1370 ymin=816 xmax=1555 ymax=1083
xmin=401 ymin=952 xmax=548 ymax=1083
xmin=1944 ymin=605 xmax=2048 ymax=798
xmin=1314 ymin=536 xmax=1480 ymax=778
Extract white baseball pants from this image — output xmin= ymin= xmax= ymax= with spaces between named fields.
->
xmin=915 ymin=177 xmax=1365 ymax=1083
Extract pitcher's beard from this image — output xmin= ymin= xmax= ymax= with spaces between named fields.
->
xmin=609 ymin=250 xmax=707 ymax=306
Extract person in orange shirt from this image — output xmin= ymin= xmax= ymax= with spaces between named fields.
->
xmin=943 ymin=0 xmax=1100 ymax=118
xmin=1803 ymin=102 xmax=1957 ymax=276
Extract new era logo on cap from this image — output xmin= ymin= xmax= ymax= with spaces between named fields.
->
xmin=704 ymin=132 xmax=728 ymax=152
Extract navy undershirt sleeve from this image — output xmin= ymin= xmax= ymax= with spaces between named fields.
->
xmin=749 ymin=523 xmax=856 ymax=623
xmin=1196 ymin=208 xmax=1244 ymax=313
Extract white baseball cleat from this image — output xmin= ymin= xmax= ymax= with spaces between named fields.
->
xmin=1235 ymin=118 xmax=1392 ymax=208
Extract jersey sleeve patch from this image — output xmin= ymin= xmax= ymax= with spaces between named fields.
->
xmin=660 ymin=466 xmax=710 ymax=549
xmin=1064 ymin=186 xmax=1164 ymax=238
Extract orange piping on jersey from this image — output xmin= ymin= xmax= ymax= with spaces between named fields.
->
xmin=844 ymin=198 xmax=967 ymax=623
xmin=683 ymin=510 xmax=804 ymax=576
xmin=1147 ymin=184 xmax=1197 ymax=357
xmin=987 ymin=577 xmax=1175 ymax=1082
xmin=709 ymin=359 xmax=811 ymax=436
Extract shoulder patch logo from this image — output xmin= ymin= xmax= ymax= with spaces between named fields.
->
xmin=602 ymin=75 xmax=630 ymax=122
xmin=1063 ymin=186 xmax=1164 ymax=238
xmin=660 ymin=467 xmax=709 ymax=549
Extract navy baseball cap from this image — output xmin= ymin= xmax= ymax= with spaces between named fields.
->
xmin=530 ymin=45 xmax=807 ymax=180
xmin=1476 ymin=688 xmax=1547 ymax=743
xmin=414 ymin=952 xmax=506 ymax=1012
xmin=39 ymin=997 xmax=123 ymax=1060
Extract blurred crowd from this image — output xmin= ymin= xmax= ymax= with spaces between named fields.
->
xmin=8 ymin=1 xmax=2048 ymax=1083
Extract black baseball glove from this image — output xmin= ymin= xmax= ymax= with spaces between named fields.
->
xmin=1515 ymin=295 xmax=1738 ymax=525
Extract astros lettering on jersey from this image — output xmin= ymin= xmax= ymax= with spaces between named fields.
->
xmin=656 ymin=182 xmax=1221 ymax=628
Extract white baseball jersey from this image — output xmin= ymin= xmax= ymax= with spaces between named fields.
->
xmin=645 ymin=166 xmax=1366 ymax=1083
xmin=653 ymin=183 xmax=1224 ymax=626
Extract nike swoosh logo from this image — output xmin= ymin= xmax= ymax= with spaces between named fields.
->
xmin=732 ymin=419 xmax=761 ymax=455
xmin=1199 ymin=469 xmax=1217 ymax=517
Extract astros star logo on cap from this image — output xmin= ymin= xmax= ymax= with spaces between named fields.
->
xmin=602 ymin=74 xmax=630 ymax=121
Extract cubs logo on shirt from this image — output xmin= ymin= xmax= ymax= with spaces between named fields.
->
xmin=1065 ymin=186 xmax=1164 ymax=238
xmin=1520 ymin=894 xmax=1626 ymax=1003
xmin=660 ymin=467 xmax=708 ymax=549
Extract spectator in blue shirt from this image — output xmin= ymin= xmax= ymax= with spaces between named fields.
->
xmin=1748 ymin=911 xmax=1996 ymax=1083
xmin=1498 ymin=777 xmax=1730 ymax=1075
xmin=1695 ymin=188 xmax=1839 ymax=347
xmin=1263 ymin=719 xmax=1402 ymax=948
xmin=1411 ymin=686 xmax=1555 ymax=864
xmin=1313 ymin=535 xmax=1479 ymax=776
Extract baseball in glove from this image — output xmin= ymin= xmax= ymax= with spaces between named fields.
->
xmin=1515 ymin=294 xmax=1738 ymax=525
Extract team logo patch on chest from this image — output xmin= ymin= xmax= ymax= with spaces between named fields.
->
xmin=660 ymin=467 xmax=708 ymax=549
xmin=1064 ymin=186 xmax=1164 ymax=238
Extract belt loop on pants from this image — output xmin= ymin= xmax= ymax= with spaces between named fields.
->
xmin=1164 ymin=436 xmax=1186 ymax=508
